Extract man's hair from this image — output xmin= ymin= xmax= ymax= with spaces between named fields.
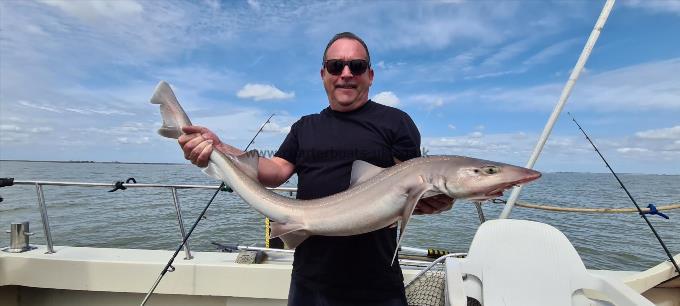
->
xmin=322 ymin=32 xmax=371 ymax=67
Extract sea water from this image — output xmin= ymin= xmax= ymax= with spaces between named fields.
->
xmin=0 ymin=160 xmax=678 ymax=271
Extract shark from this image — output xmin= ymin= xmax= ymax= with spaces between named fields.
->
xmin=150 ymin=81 xmax=542 ymax=262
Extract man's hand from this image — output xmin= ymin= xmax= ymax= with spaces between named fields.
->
xmin=178 ymin=126 xmax=223 ymax=167
xmin=414 ymin=194 xmax=455 ymax=215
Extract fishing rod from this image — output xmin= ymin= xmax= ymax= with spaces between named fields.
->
xmin=568 ymin=112 xmax=680 ymax=277
xmin=141 ymin=114 xmax=276 ymax=306
xmin=245 ymin=114 xmax=275 ymax=151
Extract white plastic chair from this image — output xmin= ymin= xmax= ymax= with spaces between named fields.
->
xmin=444 ymin=219 xmax=655 ymax=306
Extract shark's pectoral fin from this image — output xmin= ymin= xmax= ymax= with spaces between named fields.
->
xmin=391 ymin=183 xmax=432 ymax=264
xmin=349 ymin=160 xmax=386 ymax=187
xmin=270 ymin=222 xmax=308 ymax=249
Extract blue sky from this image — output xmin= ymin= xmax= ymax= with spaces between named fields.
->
xmin=1 ymin=0 xmax=679 ymax=174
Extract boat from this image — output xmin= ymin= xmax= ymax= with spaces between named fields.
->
xmin=2 ymin=1 xmax=678 ymax=305
xmin=0 ymin=178 xmax=678 ymax=306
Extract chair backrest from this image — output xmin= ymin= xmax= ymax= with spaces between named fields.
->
xmin=460 ymin=219 xmax=601 ymax=306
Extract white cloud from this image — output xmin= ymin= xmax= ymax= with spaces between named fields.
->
xmin=523 ymin=38 xmax=579 ymax=65
xmin=463 ymin=68 xmax=526 ymax=80
xmin=372 ymin=91 xmax=400 ymax=107
xmin=155 ymin=67 xmax=244 ymax=94
xmin=116 ymin=136 xmax=150 ymax=145
xmin=426 ymin=133 xmax=516 ymax=155
xmin=448 ymin=124 xmax=456 ymax=130
xmin=623 ymin=0 xmax=680 ymax=15
xmin=422 ymin=130 xmax=679 ymax=173
xmin=18 ymin=100 xmax=135 ymax=116
xmin=469 ymin=131 xmax=484 ymax=138
xmin=367 ymin=2 xmax=519 ymax=50
xmin=19 ymin=100 xmax=62 ymax=113
xmin=247 ymin=0 xmax=261 ymax=11
xmin=0 ymin=124 xmax=53 ymax=137
xmin=409 ymin=94 xmax=455 ymax=111
xmin=29 ymin=127 xmax=54 ymax=133
xmin=477 ymin=58 xmax=680 ymax=111
xmin=81 ymin=122 xmax=153 ymax=136
xmin=635 ymin=126 xmax=680 ymax=140
xmin=25 ymin=24 xmax=48 ymax=36
xmin=40 ymin=0 xmax=143 ymax=21
xmin=261 ymin=122 xmax=292 ymax=134
xmin=203 ymin=0 xmax=221 ymax=10
xmin=190 ymin=110 xmax=297 ymax=150
xmin=376 ymin=61 xmax=386 ymax=69
xmin=481 ymin=38 xmax=534 ymax=67
xmin=64 ymin=107 xmax=135 ymax=116
xmin=0 ymin=125 xmax=21 ymax=132
xmin=237 ymin=84 xmax=294 ymax=101
xmin=617 ymin=147 xmax=650 ymax=154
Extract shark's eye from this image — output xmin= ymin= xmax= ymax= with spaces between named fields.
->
xmin=481 ymin=166 xmax=500 ymax=175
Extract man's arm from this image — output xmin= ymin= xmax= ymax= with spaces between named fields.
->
xmin=179 ymin=126 xmax=295 ymax=187
xmin=394 ymin=158 xmax=454 ymax=215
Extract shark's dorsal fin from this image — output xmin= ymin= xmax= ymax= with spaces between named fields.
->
xmin=350 ymin=160 xmax=385 ymax=187
xmin=202 ymin=150 xmax=259 ymax=182
xmin=232 ymin=150 xmax=260 ymax=181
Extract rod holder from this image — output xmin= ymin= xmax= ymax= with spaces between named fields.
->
xmin=4 ymin=221 xmax=36 ymax=253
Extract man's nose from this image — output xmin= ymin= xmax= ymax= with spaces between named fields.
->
xmin=340 ymin=64 xmax=353 ymax=78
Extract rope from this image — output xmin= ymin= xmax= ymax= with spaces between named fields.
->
xmin=490 ymin=199 xmax=680 ymax=213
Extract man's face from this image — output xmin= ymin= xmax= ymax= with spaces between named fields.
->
xmin=321 ymin=38 xmax=374 ymax=112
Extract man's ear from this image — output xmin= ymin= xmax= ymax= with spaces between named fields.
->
xmin=320 ymin=68 xmax=325 ymax=80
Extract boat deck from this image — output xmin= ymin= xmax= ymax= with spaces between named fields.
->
xmin=0 ymin=245 xmax=430 ymax=306
xmin=4 ymin=245 xmax=677 ymax=306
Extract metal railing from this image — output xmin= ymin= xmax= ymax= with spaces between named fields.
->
xmin=7 ymin=180 xmax=297 ymax=259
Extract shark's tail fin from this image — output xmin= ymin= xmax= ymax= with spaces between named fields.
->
xmin=150 ymin=81 xmax=192 ymax=139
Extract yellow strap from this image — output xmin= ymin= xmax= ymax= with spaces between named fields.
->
xmin=264 ymin=217 xmax=270 ymax=248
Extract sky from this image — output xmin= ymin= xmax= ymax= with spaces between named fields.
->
xmin=0 ymin=0 xmax=679 ymax=174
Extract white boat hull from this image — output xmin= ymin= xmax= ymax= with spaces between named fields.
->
xmin=1 ymin=245 xmax=678 ymax=306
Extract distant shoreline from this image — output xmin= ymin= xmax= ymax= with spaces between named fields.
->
xmin=0 ymin=159 xmax=184 ymax=166
xmin=1 ymin=159 xmax=677 ymax=176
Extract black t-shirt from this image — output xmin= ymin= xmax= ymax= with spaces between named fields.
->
xmin=274 ymin=100 xmax=421 ymax=300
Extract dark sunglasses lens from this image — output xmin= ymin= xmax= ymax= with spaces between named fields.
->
xmin=349 ymin=60 xmax=368 ymax=75
xmin=326 ymin=60 xmax=344 ymax=75
xmin=325 ymin=60 xmax=368 ymax=75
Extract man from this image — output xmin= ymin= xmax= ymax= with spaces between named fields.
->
xmin=179 ymin=32 xmax=453 ymax=306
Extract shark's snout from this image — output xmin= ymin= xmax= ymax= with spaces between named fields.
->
xmin=472 ymin=167 xmax=542 ymax=201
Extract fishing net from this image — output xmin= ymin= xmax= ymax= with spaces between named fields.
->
xmin=404 ymin=266 xmax=446 ymax=306
xmin=404 ymin=260 xmax=481 ymax=306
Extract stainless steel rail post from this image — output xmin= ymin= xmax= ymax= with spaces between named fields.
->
xmin=170 ymin=187 xmax=192 ymax=260
xmin=473 ymin=201 xmax=486 ymax=224
xmin=35 ymin=183 xmax=55 ymax=254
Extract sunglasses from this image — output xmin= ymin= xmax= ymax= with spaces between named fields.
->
xmin=324 ymin=59 xmax=369 ymax=76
